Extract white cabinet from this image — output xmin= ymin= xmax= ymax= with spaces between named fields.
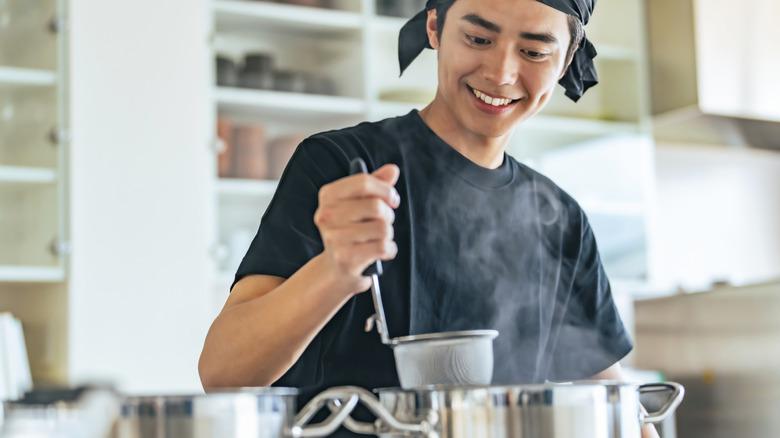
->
xmin=2 ymin=0 xmax=215 ymax=394
xmin=0 ymin=0 xmax=67 ymax=283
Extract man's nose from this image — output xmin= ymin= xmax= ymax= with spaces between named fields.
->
xmin=482 ymin=46 xmax=519 ymax=86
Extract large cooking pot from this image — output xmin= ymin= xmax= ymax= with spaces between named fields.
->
xmin=114 ymin=387 xmax=359 ymax=438
xmin=316 ymin=381 xmax=684 ymax=438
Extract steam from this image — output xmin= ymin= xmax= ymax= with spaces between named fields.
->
xmin=410 ymin=166 xmax=618 ymax=384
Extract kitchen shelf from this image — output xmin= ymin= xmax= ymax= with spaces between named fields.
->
xmin=368 ymin=15 xmax=407 ymax=33
xmin=580 ymin=199 xmax=645 ymax=217
xmin=595 ymin=44 xmax=639 ymax=61
xmin=213 ymin=0 xmax=362 ymax=37
xmin=525 ymin=115 xmax=639 ymax=135
xmin=216 ymin=178 xmax=277 ymax=197
xmin=215 ymin=87 xmax=365 ymax=119
xmin=0 ymin=166 xmax=58 ymax=184
xmin=0 ymin=66 xmax=57 ymax=87
xmin=0 ymin=265 xmax=65 ymax=283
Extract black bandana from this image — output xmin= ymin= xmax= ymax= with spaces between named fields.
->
xmin=398 ymin=0 xmax=598 ymax=102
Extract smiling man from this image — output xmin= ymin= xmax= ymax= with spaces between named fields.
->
xmin=200 ymin=0 xmax=658 ymax=436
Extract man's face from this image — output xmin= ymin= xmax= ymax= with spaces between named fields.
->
xmin=426 ymin=0 xmax=572 ymax=141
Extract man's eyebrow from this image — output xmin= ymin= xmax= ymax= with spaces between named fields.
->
xmin=461 ymin=13 xmax=501 ymax=33
xmin=461 ymin=13 xmax=560 ymax=45
xmin=520 ymin=31 xmax=559 ymax=45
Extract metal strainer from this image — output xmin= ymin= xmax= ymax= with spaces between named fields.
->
xmin=350 ymin=158 xmax=499 ymax=389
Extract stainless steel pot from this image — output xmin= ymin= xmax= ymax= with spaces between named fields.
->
xmin=113 ymin=387 xmax=359 ymax=438
xmin=367 ymin=382 xmax=684 ymax=438
xmin=314 ymin=382 xmax=683 ymax=438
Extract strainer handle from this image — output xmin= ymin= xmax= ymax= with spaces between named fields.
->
xmin=326 ymin=386 xmax=438 ymax=437
xmin=290 ymin=388 xmax=359 ymax=438
xmin=350 ymin=158 xmax=391 ymax=345
xmin=639 ymin=382 xmax=685 ymax=424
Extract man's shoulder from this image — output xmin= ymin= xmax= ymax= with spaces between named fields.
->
xmin=307 ymin=113 xmax=412 ymax=150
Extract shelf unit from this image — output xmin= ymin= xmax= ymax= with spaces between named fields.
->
xmin=0 ymin=166 xmax=58 ymax=184
xmin=209 ymin=0 xmax=655 ymax=289
xmin=0 ymin=0 xmax=67 ymax=285
xmin=0 ymin=66 xmax=58 ymax=86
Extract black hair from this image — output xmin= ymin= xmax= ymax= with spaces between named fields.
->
xmin=434 ymin=1 xmax=584 ymax=65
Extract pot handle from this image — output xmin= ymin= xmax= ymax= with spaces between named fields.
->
xmin=326 ymin=386 xmax=438 ymax=437
xmin=290 ymin=387 xmax=360 ymax=438
xmin=639 ymin=381 xmax=685 ymax=424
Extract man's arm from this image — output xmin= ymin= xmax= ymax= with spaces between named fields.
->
xmin=590 ymin=363 xmax=661 ymax=438
xmin=198 ymin=164 xmax=401 ymax=389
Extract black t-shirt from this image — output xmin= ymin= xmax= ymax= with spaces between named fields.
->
xmin=235 ymin=110 xmax=632 ymax=422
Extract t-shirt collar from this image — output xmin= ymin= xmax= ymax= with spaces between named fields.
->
xmin=409 ymin=110 xmax=514 ymax=189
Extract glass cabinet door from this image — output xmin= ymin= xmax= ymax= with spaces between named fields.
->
xmin=0 ymin=0 xmax=67 ymax=281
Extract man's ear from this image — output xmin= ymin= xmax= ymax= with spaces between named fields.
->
xmin=426 ymin=9 xmax=440 ymax=50
xmin=558 ymin=54 xmax=574 ymax=80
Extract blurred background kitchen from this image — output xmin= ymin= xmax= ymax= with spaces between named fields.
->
xmin=0 ymin=0 xmax=778 ymax=436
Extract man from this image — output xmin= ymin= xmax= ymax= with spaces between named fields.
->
xmin=200 ymin=0 xmax=659 ymax=436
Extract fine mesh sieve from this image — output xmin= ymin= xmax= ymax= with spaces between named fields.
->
xmin=390 ymin=330 xmax=498 ymax=388
xmin=350 ymin=159 xmax=499 ymax=389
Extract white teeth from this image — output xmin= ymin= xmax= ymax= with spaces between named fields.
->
xmin=472 ymin=88 xmax=512 ymax=106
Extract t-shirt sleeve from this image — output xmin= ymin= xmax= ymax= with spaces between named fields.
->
xmin=233 ymin=137 xmax=350 ymax=286
xmin=548 ymin=211 xmax=634 ymax=381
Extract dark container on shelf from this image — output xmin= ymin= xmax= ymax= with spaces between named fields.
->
xmin=273 ymin=70 xmax=308 ymax=93
xmin=304 ymin=73 xmax=336 ymax=95
xmin=239 ymin=53 xmax=275 ymax=90
xmin=216 ymin=56 xmax=238 ymax=87
xmin=376 ymin=0 xmax=425 ymax=17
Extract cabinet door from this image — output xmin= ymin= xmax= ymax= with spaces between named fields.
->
xmin=0 ymin=0 xmax=67 ymax=281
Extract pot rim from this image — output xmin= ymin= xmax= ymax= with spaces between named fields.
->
xmin=390 ymin=329 xmax=499 ymax=345
xmin=374 ymin=380 xmax=646 ymax=394
xmin=121 ymin=386 xmax=299 ymax=402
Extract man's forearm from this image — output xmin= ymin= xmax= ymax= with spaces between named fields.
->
xmin=199 ymin=254 xmax=356 ymax=388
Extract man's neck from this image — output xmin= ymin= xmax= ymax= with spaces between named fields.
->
xmin=418 ymin=102 xmax=510 ymax=170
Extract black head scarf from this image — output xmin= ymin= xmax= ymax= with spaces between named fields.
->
xmin=398 ymin=0 xmax=598 ymax=102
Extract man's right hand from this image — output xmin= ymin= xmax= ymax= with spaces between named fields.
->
xmin=314 ymin=163 xmax=401 ymax=295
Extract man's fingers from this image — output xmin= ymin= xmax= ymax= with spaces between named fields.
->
xmin=314 ymin=198 xmax=396 ymax=230
xmin=372 ymin=164 xmax=400 ymax=186
xmin=320 ymin=171 xmax=400 ymax=208
xmin=323 ymin=221 xmax=394 ymax=247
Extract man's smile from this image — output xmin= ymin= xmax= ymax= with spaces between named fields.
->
xmin=467 ymin=85 xmax=520 ymax=107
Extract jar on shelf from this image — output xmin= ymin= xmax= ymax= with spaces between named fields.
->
xmin=232 ymin=123 xmax=268 ymax=179
xmin=376 ymin=0 xmax=425 ymax=17
xmin=238 ymin=53 xmax=275 ymax=90
xmin=215 ymin=56 xmax=238 ymax=87
xmin=267 ymin=134 xmax=304 ymax=179
xmin=272 ymin=70 xmax=307 ymax=94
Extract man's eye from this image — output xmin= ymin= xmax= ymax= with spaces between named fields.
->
xmin=524 ymin=50 xmax=547 ymax=59
xmin=467 ymin=35 xmax=491 ymax=46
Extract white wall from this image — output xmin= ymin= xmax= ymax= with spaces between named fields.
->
xmin=651 ymin=142 xmax=780 ymax=290
xmin=68 ymin=0 xmax=214 ymax=393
